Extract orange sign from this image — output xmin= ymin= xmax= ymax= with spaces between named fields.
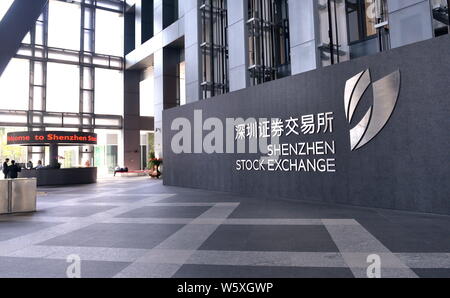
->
xmin=7 ymin=131 xmax=98 ymax=145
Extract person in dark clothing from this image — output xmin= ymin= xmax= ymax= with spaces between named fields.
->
xmin=2 ymin=158 xmax=9 ymax=179
xmin=7 ymin=160 xmax=21 ymax=179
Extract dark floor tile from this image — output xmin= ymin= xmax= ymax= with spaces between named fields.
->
xmin=0 ymin=257 xmax=129 ymax=278
xmin=199 ymin=225 xmax=339 ymax=252
xmin=412 ymin=268 xmax=450 ymax=278
xmin=228 ymin=200 xmax=378 ymax=219
xmin=173 ymin=264 xmax=354 ymax=278
xmin=357 ymin=217 xmax=450 ymax=253
xmin=0 ymin=221 xmax=62 ymax=241
xmin=115 ymin=206 xmax=211 ymax=219
xmin=39 ymin=223 xmax=184 ymax=249
xmin=159 ymin=193 xmax=243 ymax=203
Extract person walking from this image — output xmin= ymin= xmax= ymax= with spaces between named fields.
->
xmin=7 ymin=160 xmax=21 ymax=179
xmin=2 ymin=158 xmax=9 ymax=179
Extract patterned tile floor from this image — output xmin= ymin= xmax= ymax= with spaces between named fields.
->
xmin=0 ymin=177 xmax=449 ymax=278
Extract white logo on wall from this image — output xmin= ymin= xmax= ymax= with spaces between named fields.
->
xmin=345 ymin=69 xmax=401 ymax=151
xmin=170 ymin=69 xmax=401 ymax=173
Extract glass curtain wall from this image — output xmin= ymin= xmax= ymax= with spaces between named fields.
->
xmin=318 ymin=0 xmax=389 ymax=64
xmin=0 ymin=128 xmax=28 ymax=165
xmin=430 ymin=0 xmax=449 ymax=36
xmin=0 ymin=0 xmax=125 ymax=175
xmin=247 ymin=0 xmax=290 ymax=86
xmin=200 ymin=0 xmax=229 ymax=99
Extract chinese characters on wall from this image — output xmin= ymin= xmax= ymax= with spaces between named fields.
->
xmin=235 ymin=112 xmax=337 ymax=173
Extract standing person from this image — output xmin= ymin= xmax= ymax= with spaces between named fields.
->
xmin=7 ymin=160 xmax=21 ymax=179
xmin=2 ymin=158 xmax=9 ymax=179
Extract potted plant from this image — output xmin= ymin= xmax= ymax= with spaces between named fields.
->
xmin=148 ymin=152 xmax=163 ymax=179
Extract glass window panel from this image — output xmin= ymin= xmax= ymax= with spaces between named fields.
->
xmin=60 ymin=146 xmax=79 ymax=168
xmin=95 ymin=69 xmax=124 ymax=115
xmin=34 ymin=62 xmax=44 ymax=85
xmin=96 ymin=9 xmax=124 ymax=56
xmin=36 ymin=22 xmax=45 ymax=45
xmin=83 ymin=68 xmax=93 ymax=90
xmin=0 ymin=59 xmax=29 ymax=110
xmin=22 ymin=32 xmax=31 ymax=44
xmin=33 ymin=87 xmax=43 ymax=110
xmin=364 ymin=0 xmax=377 ymax=37
xmin=63 ymin=117 xmax=80 ymax=125
xmin=95 ymin=118 xmax=120 ymax=126
xmin=0 ymin=114 xmax=28 ymax=124
xmin=0 ymin=127 xmax=28 ymax=164
xmin=48 ymin=0 xmax=81 ymax=50
xmin=16 ymin=47 xmax=32 ymax=56
xmin=346 ymin=0 xmax=361 ymax=43
xmin=44 ymin=116 xmax=63 ymax=125
xmin=46 ymin=62 xmax=80 ymax=113
xmin=83 ymin=90 xmax=93 ymax=113
xmin=48 ymin=51 xmax=79 ymax=62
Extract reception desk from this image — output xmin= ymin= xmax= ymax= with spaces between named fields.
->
xmin=19 ymin=168 xmax=97 ymax=187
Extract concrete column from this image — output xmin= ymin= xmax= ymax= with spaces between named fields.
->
xmin=123 ymin=70 xmax=141 ymax=170
xmin=387 ymin=0 xmax=434 ymax=49
xmin=227 ymin=0 xmax=249 ymax=91
xmin=288 ymin=0 xmax=320 ymax=75
xmin=153 ymin=49 xmax=164 ymax=158
xmin=49 ymin=144 xmax=59 ymax=168
xmin=153 ymin=48 xmax=179 ymax=158
xmin=184 ymin=0 xmax=201 ymax=103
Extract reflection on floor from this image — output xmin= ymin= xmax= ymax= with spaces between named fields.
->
xmin=0 ymin=177 xmax=449 ymax=278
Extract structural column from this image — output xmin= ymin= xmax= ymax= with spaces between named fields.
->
xmin=227 ymin=0 xmax=249 ymax=91
xmin=288 ymin=0 xmax=320 ymax=75
xmin=153 ymin=48 xmax=179 ymax=158
xmin=387 ymin=0 xmax=434 ymax=49
xmin=49 ymin=144 xmax=59 ymax=168
xmin=123 ymin=70 xmax=141 ymax=170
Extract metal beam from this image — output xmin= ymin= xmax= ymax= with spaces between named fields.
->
xmin=0 ymin=0 xmax=49 ymax=77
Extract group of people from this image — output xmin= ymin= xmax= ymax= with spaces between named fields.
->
xmin=1 ymin=159 xmax=44 ymax=179
xmin=2 ymin=159 xmax=21 ymax=179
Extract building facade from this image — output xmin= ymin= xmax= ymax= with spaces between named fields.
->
xmin=124 ymin=0 xmax=448 ymax=163
xmin=0 ymin=0 xmax=448 ymax=173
